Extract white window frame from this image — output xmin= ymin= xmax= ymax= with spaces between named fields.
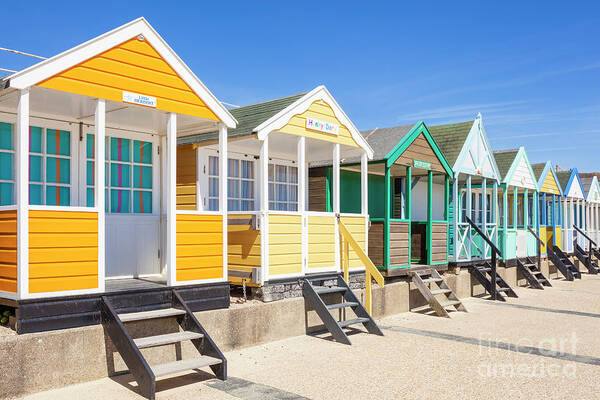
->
xmin=0 ymin=121 xmax=15 ymax=206
xmin=80 ymin=128 xmax=159 ymax=216
xmin=268 ymin=159 xmax=298 ymax=212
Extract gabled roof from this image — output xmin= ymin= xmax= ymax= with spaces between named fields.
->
xmin=532 ymin=161 xmax=563 ymax=194
xmin=179 ymin=93 xmax=304 ymax=145
xmin=493 ymin=149 xmax=519 ymax=178
xmin=556 ymin=170 xmax=571 ymax=192
xmin=582 ymin=176 xmax=600 ymax=203
xmin=428 ymin=120 xmax=473 ymax=167
xmin=556 ymin=168 xmax=584 ymax=198
xmin=179 ymin=86 xmax=374 ymax=158
xmin=359 ymin=125 xmax=414 ymax=161
xmin=2 ymin=17 xmax=236 ymax=127
xmin=429 ymin=114 xmax=500 ymax=180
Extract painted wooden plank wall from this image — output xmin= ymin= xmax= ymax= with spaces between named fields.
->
xmin=0 ymin=210 xmax=17 ymax=293
xmin=541 ymin=173 xmax=561 ymax=195
xmin=340 ymin=215 xmax=366 ymax=269
xmin=177 ymin=144 xmax=197 ymax=210
xmin=269 ymin=214 xmax=302 ymax=276
xmin=308 ymin=215 xmax=336 ymax=269
xmin=368 ymin=221 xmax=384 ymax=267
xmin=176 ymin=214 xmax=223 ymax=281
xmin=227 ymin=215 xmax=261 ymax=286
xmin=555 ymin=227 xmax=562 ymax=250
xmin=393 ymin=134 xmax=445 ymax=173
xmin=390 ymin=221 xmax=409 ymax=266
xmin=508 ymin=156 xmax=536 ymax=188
xmin=431 ymin=222 xmax=447 ymax=263
xmin=539 ymin=228 xmax=547 ymax=254
xmin=278 ymin=100 xmax=359 ymax=148
xmin=29 ymin=210 xmax=98 ymax=293
xmin=37 ymin=37 xmax=219 ymax=120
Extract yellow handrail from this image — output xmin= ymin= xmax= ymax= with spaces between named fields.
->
xmin=338 ymin=218 xmax=384 ymax=315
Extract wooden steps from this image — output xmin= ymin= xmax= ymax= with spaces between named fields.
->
xmin=411 ymin=269 xmax=466 ymax=317
xmin=517 ymin=258 xmax=551 ymax=289
xmin=101 ymin=290 xmax=226 ymax=399
xmin=302 ymin=274 xmax=383 ymax=345
xmin=469 ymin=262 xmax=518 ymax=301
xmin=574 ymin=243 xmax=600 ymax=274
xmin=548 ymin=246 xmax=581 ymax=280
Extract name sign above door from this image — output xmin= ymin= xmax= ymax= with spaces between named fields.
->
xmin=122 ymin=91 xmax=157 ymax=108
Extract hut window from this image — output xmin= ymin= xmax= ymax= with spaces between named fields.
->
xmin=29 ymin=127 xmax=72 ymax=206
xmin=207 ymin=155 xmax=220 ymax=211
xmin=393 ymin=177 xmax=406 ymax=219
xmin=226 ymin=158 xmax=255 ymax=211
xmin=498 ymin=193 xmax=503 ymax=226
xmin=517 ymin=195 xmax=524 ymax=227
xmin=546 ymin=198 xmax=554 ymax=225
xmin=460 ymin=191 xmax=466 ymax=223
xmin=268 ymin=163 xmax=297 ymax=211
xmin=0 ymin=122 xmax=14 ymax=206
xmin=486 ymin=194 xmax=491 ymax=224
xmin=528 ymin=197 xmax=533 ymax=226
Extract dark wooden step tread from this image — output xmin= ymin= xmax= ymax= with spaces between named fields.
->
xmin=314 ymin=286 xmax=347 ymax=295
xmin=152 ymin=356 xmax=222 ymax=377
xmin=497 ymin=287 xmax=512 ymax=292
xmin=134 ymin=331 xmax=204 ymax=349
xmin=338 ymin=317 xmax=369 ymax=328
xmin=119 ymin=308 xmax=186 ymax=322
xmin=326 ymin=302 xmax=359 ymax=310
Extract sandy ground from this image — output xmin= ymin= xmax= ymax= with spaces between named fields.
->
xmin=21 ymin=275 xmax=600 ymax=400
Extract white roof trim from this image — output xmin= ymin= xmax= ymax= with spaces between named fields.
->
xmin=4 ymin=17 xmax=237 ymax=128
xmin=452 ymin=114 xmax=501 ymax=181
xmin=253 ymin=85 xmax=373 ymax=159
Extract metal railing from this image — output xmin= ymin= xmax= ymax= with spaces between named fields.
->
xmin=337 ymin=216 xmax=384 ymax=315
xmin=466 ymin=216 xmax=502 ymax=300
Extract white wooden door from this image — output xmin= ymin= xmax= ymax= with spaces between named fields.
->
xmin=89 ymin=131 xmax=161 ymax=278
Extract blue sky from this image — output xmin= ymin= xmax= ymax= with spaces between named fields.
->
xmin=1 ymin=1 xmax=599 ymax=170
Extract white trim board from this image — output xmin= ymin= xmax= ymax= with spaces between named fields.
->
xmin=452 ymin=114 xmax=501 ymax=181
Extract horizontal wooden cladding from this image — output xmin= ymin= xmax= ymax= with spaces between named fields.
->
xmin=0 ymin=210 xmax=17 ymax=293
xmin=29 ymin=210 xmax=98 ymax=294
xmin=177 ymin=144 xmax=197 ymax=211
xmin=278 ymin=100 xmax=359 ymax=148
xmin=176 ymin=214 xmax=223 ymax=281
xmin=269 ymin=214 xmax=302 ymax=276
xmin=228 ymin=215 xmax=261 ymax=285
xmin=431 ymin=222 xmax=447 ymax=263
xmin=340 ymin=216 xmax=366 ymax=269
xmin=368 ymin=221 xmax=384 ymax=267
xmin=394 ymin=133 xmax=446 ymax=173
xmin=37 ymin=37 xmax=219 ymax=121
xmin=390 ymin=221 xmax=409 ymax=266
xmin=308 ymin=215 xmax=335 ymax=269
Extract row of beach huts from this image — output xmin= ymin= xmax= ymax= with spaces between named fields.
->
xmin=0 ymin=18 xmax=597 ymax=399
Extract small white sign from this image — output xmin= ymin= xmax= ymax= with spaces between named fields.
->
xmin=122 ymin=91 xmax=157 ymax=108
xmin=306 ymin=117 xmax=339 ymax=135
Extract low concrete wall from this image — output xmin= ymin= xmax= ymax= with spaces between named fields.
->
xmin=0 ymin=273 xmax=472 ymax=399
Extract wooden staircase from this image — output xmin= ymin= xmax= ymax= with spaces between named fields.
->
xmin=410 ymin=269 xmax=466 ymax=317
xmin=574 ymin=243 xmax=600 ymax=274
xmin=302 ymin=275 xmax=383 ymax=345
xmin=517 ymin=257 xmax=551 ymax=289
xmin=548 ymin=246 xmax=581 ymax=281
xmin=469 ymin=261 xmax=518 ymax=301
xmin=101 ymin=289 xmax=226 ymax=400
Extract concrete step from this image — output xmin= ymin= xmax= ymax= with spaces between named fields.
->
xmin=440 ymin=300 xmax=462 ymax=308
xmin=314 ymin=286 xmax=347 ymax=295
xmin=430 ymin=289 xmax=452 ymax=295
xmin=326 ymin=302 xmax=359 ymax=310
xmin=119 ymin=308 xmax=186 ymax=323
xmin=152 ymin=356 xmax=223 ymax=377
xmin=134 ymin=331 xmax=204 ymax=349
xmin=338 ymin=317 xmax=369 ymax=328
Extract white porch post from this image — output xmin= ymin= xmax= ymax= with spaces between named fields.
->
xmin=452 ymin=175 xmax=459 ymax=262
xmin=570 ymin=198 xmax=574 ymax=251
xmin=466 ymin=174 xmax=472 ymax=260
xmin=218 ymin=123 xmax=228 ymax=281
xmin=361 ymin=151 xmax=368 ymax=256
xmin=259 ymin=137 xmax=269 ymax=284
xmin=94 ymin=99 xmax=106 ymax=292
xmin=166 ymin=112 xmax=177 ymax=286
xmin=481 ymin=177 xmax=487 ymax=257
xmin=332 ymin=143 xmax=340 ymax=271
xmin=297 ymin=136 xmax=307 ymax=274
xmin=16 ymin=89 xmax=29 ymax=299
xmin=563 ymin=197 xmax=567 ymax=248
xmin=492 ymin=180 xmax=498 ymax=247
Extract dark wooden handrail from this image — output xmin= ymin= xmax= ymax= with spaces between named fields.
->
xmin=527 ymin=226 xmax=544 ymax=245
xmin=574 ymin=225 xmax=597 ymax=247
xmin=527 ymin=226 xmax=543 ymax=272
xmin=465 ymin=216 xmax=502 ymax=257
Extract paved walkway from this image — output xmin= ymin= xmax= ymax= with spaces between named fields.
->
xmin=23 ymin=275 xmax=600 ymax=400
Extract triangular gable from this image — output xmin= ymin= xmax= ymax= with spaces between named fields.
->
xmin=254 ymin=86 xmax=373 ymax=158
xmin=452 ymin=114 xmax=501 ymax=181
xmin=5 ymin=18 xmax=236 ymax=127
xmin=384 ymin=122 xmax=453 ymax=177
xmin=586 ymin=176 xmax=600 ymax=203
xmin=537 ymin=161 xmax=562 ymax=195
xmin=504 ymin=147 xmax=537 ymax=190
xmin=564 ymin=169 xmax=585 ymax=199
